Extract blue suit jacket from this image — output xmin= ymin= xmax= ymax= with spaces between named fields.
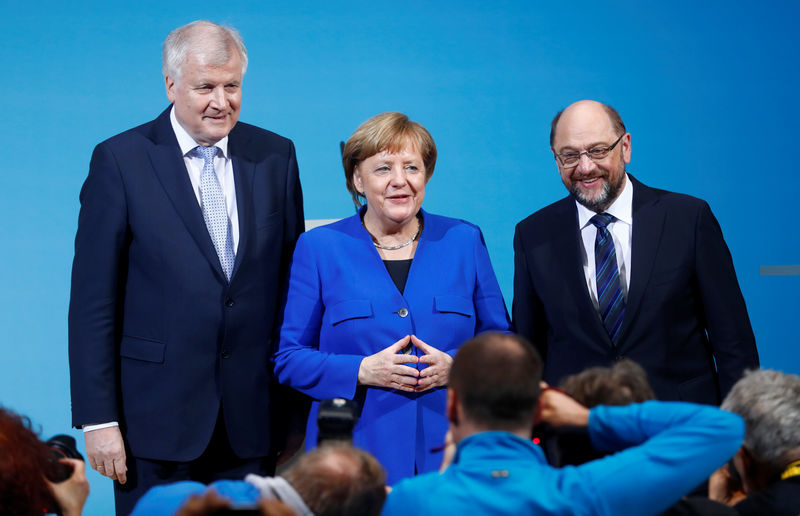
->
xmin=274 ymin=210 xmax=510 ymax=484
xmin=68 ymin=107 xmax=304 ymax=461
xmin=513 ymin=175 xmax=758 ymax=404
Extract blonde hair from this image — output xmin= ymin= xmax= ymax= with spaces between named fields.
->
xmin=342 ymin=112 xmax=437 ymax=206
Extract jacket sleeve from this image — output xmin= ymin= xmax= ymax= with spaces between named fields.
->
xmin=512 ymin=224 xmax=549 ymax=360
xmin=68 ymin=142 xmax=129 ymax=427
xmin=472 ymin=226 xmax=511 ymax=336
xmin=693 ymin=202 xmax=759 ymax=398
xmin=273 ymin=234 xmax=364 ymax=400
xmin=569 ymin=401 xmax=744 ymax=516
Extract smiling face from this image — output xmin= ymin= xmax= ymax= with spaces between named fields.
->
xmin=552 ymin=101 xmax=631 ymax=212
xmin=165 ymin=49 xmax=242 ymax=146
xmin=354 ymin=144 xmax=427 ymax=232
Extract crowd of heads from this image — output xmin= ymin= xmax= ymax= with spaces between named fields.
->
xmin=5 ymin=336 xmax=799 ymax=515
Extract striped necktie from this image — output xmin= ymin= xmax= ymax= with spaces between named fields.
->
xmin=195 ymin=145 xmax=235 ymax=280
xmin=590 ymin=213 xmax=625 ymax=342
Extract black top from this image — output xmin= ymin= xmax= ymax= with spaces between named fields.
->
xmin=383 ymin=259 xmax=413 ymax=294
xmin=734 ymin=477 xmax=800 ymax=516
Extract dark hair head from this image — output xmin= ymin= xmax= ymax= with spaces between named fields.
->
xmin=0 ymin=407 xmax=60 ymax=515
xmin=559 ymin=359 xmax=655 ymax=408
xmin=550 ymin=101 xmax=627 ymax=147
xmin=342 ymin=112 xmax=437 ymax=206
xmin=281 ymin=442 xmax=386 ymax=516
xmin=449 ymin=332 xmax=542 ymax=430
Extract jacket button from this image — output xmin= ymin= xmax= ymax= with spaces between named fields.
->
xmin=225 ymin=298 xmax=235 ymax=308
xmin=221 ymin=349 xmax=231 ymax=359
xmin=398 ymin=307 xmax=409 ymax=318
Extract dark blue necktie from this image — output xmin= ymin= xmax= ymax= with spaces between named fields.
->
xmin=590 ymin=213 xmax=625 ymax=342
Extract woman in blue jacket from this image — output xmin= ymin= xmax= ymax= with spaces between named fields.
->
xmin=274 ymin=112 xmax=510 ymax=484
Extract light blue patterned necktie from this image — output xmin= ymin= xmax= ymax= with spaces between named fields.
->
xmin=196 ymin=145 xmax=235 ymax=280
xmin=590 ymin=213 xmax=625 ymax=343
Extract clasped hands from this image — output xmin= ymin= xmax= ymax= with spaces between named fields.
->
xmin=358 ymin=335 xmax=452 ymax=393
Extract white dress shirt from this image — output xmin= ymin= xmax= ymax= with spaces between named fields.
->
xmin=170 ymin=107 xmax=240 ymax=252
xmin=84 ymin=108 xmax=240 ymax=433
xmin=576 ymin=173 xmax=633 ymax=311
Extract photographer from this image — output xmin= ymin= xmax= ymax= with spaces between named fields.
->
xmin=0 ymin=407 xmax=89 ymax=515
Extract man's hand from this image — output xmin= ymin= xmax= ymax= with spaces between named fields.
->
xmin=537 ymin=383 xmax=590 ymax=427
xmin=358 ymin=335 xmax=420 ymax=392
xmin=85 ymin=426 xmax=127 ymax=484
xmin=46 ymin=458 xmax=90 ymax=516
xmin=414 ymin=335 xmax=453 ymax=393
xmin=708 ymin=462 xmax=746 ymax=506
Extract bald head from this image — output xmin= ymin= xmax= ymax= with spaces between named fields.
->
xmin=550 ymin=100 xmax=626 ymax=148
xmin=281 ymin=443 xmax=387 ymax=516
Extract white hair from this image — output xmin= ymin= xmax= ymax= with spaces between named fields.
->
xmin=162 ymin=20 xmax=248 ymax=80
xmin=722 ymin=369 xmax=800 ymax=468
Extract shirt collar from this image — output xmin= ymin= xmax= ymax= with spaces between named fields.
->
xmin=169 ymin=106 xmax=229 ymax=159
xmin=454 ymin=431 xmax=544 ymax=465
xmin=576 ymin=173 xmax=633 ymax=229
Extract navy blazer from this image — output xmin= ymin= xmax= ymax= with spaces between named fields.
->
xmin=513 ymin=175 xmax=758 ymax=404
xmin=68 ymin=107 xmax=304 ymax=461
xmin=274 ymin=210 xmax=510 ymax=484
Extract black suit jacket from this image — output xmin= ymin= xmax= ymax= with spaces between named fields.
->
xmin=513 ymin=175 xmax=758 ymax=404
xmin=68 ymin=107 xmax=304 ymax=461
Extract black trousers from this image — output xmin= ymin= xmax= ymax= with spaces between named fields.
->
xmin=113 ymin=409 xmax=275 ymax=516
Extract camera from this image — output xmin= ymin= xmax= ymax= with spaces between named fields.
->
xmin=46 ymin=434 xmax=84 ymax=482
xmin=317 ymin=398 xmax=358 ymax=445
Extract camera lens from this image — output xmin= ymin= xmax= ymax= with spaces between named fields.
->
xmin=46 ymin=435 xmax=84 ymax=482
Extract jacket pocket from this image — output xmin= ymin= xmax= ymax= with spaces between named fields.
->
xmin=328 ymin=299 xmax=373 ymax=325
xmin=434 ymin=295 xmax=474 ymax=318
xmin=120 ymin=336 xmax=166 ymax=363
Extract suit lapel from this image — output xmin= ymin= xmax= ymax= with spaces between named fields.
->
xmin=553 ymin=199 xmax=612 ymax=345
xmin=617 ymin=176 xmax=665 ymax=343
xmin=147 ymin=108 xmax=227 ymax=282
xmin=228 ymin=127 xmax=254 ymax=281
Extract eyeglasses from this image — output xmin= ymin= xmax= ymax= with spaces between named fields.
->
xmin=556 ymin=133 xmax=625 ymax=167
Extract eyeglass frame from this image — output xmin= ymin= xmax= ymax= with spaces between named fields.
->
xmin=555 ymin=132 xmax=626 ymax=168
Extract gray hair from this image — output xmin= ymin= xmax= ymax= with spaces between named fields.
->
xmin=722 ymin=369 xmax=800 ymax=468
xmin=162 ymin=20 xmax=248 ymax=80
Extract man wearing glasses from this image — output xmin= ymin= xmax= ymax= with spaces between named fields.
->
xmin=512 ymin=100 xmax=758 ymax=405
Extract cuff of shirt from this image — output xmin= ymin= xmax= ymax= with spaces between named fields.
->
xmin=82 ymin=422 xmax=119 ymax=433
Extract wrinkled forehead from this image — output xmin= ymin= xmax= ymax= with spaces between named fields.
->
xmin=186 ymin=46 xmax=240 ymax=70
xmin=553 ymin=106 xmax=616 ymax=150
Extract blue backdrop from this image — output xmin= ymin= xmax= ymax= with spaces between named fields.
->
xmin=3 ymin=1 xmax=798 ymax=514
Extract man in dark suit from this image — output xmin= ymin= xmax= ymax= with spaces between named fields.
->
xmin=513 ymin=100 xmax=758 ymax=405
xmin=68 ymin=20 xmax=304 ymax=515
